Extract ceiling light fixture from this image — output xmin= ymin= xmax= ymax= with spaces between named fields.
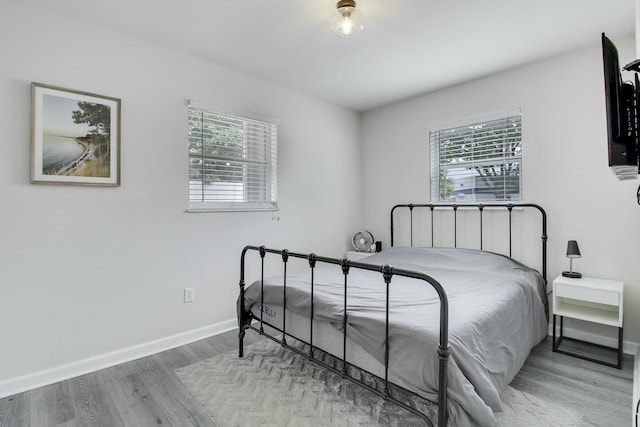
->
xmin=331 ymin=0 xmax=364 ymax=39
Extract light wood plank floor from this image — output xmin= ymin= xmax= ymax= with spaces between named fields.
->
xmin=0 ymin=330 xmax=633 ymax=427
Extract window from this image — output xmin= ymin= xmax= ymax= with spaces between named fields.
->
xmin=430 ymin=111 xmax=522 ymax=202
xmin=188 ymin=101 xmax=278 ymax=212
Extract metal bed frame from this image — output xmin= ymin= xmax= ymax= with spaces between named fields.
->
xmin=237 ymin=203 xmax=548 ymax=427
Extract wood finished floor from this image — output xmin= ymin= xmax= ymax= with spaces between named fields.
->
xmin=0 ymin=330 xmax=633 ymax=427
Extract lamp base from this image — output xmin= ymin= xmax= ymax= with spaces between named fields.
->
xmin=562 ymin=271 xmax=582 ymax=279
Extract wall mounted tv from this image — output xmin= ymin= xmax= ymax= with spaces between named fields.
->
xmin=602 ymin=32 xmax=639 ymax=180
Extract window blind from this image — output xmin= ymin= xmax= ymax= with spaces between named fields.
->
xmin=430 ymin=112 xmax=522 ymax=202
xmin=188 ymin=103 xmax=278 ymax=211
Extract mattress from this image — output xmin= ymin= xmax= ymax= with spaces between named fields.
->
xmin=241 ymin=246 xmax=548 ymax=427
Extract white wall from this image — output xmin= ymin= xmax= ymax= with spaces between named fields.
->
xmin=362 ymin=37 xmax=640 ymax=350
xmin=0 ymin=2 xmax=361 ymax=396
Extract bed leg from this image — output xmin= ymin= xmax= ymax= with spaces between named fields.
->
xmin=438 ymin=344 xmax=450 ymax=427
xmin=239 ymin=327 xmax=245 ymax=358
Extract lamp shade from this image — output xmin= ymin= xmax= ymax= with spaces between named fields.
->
xmin=566 ymin=240 xmax=581 ymax=258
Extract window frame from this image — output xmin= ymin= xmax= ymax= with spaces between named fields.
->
xmin=429 ymin=110 xmax=523 ymax=203
xmin=187 ymin=100 xmax=278 ymax=213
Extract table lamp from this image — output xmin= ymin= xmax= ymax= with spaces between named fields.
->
xmin=561 ymin=240 xmax=582 ymax=278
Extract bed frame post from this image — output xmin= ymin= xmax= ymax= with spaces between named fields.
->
xmin=478 ymin=205 xmax=484 ymax=250
xmin=508 ymin=204 xmax=513 ymax=257
xmin=433 ymin=274 xmax=450 ymax=427
xmin=238 ymin=246 xmax=251 ymax=358
xmin=430 ymin=205 xmax=435 ymax=247
xmin=453 ymin=205 xmax=458 ymax=248
xmin=308 ymin=253 xmax=317 ymax=359
xmin=382 ymin=265 xmax=393 ymax=398
xmin=539 ymin=208 xmax=548 ymax=283
xmin=341 ymin=258 xmax=351 ymax=376
xmin=281 ymin=249 xmax=289 ymax=345
xmin=259 ymin=246 xmax=266 ymax=334
xmin=409 ymin=204 xmax=414 ymax=247
xmin=390 ymin=206 xmax=396 ymax=247
xmin=437 ymin=344 xmax=450 ymax=427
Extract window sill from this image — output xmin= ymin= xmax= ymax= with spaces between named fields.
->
xmin=186 ymin=206 xmax=279 ymax=213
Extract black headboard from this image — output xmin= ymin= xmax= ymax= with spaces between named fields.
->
xmin=390 ymin=203 xmax=548 ymax=282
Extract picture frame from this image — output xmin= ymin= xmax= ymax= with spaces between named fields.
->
xmin=31 ymin=82 xmax=121 ymax=186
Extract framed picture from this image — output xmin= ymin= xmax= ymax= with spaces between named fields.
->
xmin=31 ymin=82 xmax=121 ymax=186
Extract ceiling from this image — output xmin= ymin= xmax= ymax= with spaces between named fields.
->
xmin=19 ymin=0 xmax=636 ymax=112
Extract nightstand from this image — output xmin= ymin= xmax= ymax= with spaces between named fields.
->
xmin=345 ymin=251 xmax=375 ymax=261
xmin=552 ymin=274 xmax=624 ymax=368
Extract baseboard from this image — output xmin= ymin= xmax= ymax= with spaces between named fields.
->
xmin=548 ymin=324 xmax=639 ymax=355
xmin=0 ymin=318 xmax=237 ymax=399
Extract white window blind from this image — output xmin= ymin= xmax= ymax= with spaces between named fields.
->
xmin=430 ymin=111 xmax=522 ymax=202
xmin=188 ymin=102 xmax=278 ymax=212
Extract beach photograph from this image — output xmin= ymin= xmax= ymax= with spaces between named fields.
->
xmin=31 ymin=83 xmax=120 ymax=186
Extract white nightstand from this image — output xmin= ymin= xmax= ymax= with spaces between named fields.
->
xmin=345 ymin=251 xmax=376 ymax=261
xmin=552 ymin=274 xmax=624 ymax=368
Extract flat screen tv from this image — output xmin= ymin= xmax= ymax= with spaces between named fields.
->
xmin=602 ymin=32 xmax=638 ymax=180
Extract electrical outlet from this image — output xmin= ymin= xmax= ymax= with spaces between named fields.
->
xmin=184 ymin=287 xmax=194 ymax=303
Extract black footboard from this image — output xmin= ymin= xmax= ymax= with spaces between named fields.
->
xmin=238 ymin=246 xmax=450 ymax=427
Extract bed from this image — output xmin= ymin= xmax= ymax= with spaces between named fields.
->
xmin=237 ymin=203 xmax=549 ymax=427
